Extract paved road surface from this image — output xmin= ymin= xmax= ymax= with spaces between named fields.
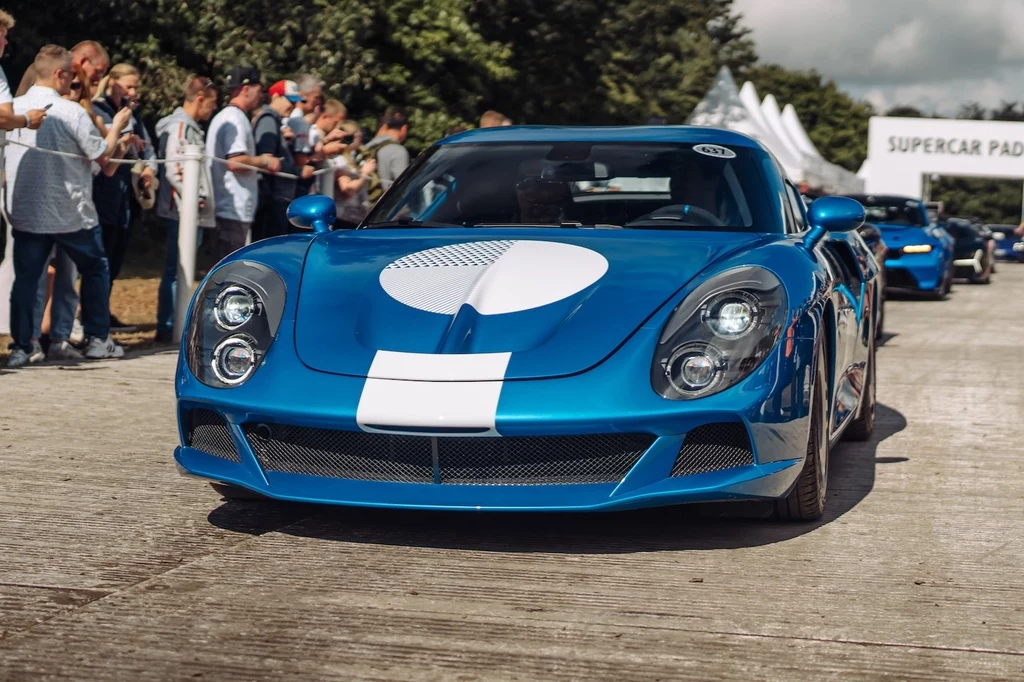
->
xmin=2 ymin=268 xmax=1023 ymax=680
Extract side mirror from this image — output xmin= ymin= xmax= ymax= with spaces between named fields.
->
xmin=801 ymin=196 xmax=865 ymax=251
xmin=287 ymin=195 xmax=336 ymax=234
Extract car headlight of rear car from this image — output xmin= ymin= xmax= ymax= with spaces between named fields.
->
xmin=185 ymin=261 xmax=287 ymax=388
xmin=652 ymin=267 xmax=787 ymax=400
xmin=902 ymin=244 xmax=933 ymax=254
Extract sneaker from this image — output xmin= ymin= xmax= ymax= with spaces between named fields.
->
xmin=109 ymin=314 xmax=138 ymax=333
xmin=70 ymin=318 xmax=85 ymax=344
xmin=6 ymin=348 xmax=31 ymax=368
xmin=48 ymin=340 xmax=83 ymax=361
xmin=28 ymin=340 xmax=46 ymax=364
xmin=84 ymin=335 xmax=125 ymax=359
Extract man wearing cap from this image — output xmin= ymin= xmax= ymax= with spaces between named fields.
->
xmin=251 ymin=79 xmax=315 ymax=241
xmin=205 ymin=66 xmax=280 ymax=261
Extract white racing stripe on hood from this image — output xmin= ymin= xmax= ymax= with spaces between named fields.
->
xmin=356 ymin=351 xmax=512 ymax=435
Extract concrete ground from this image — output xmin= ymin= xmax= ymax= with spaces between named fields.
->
xmin=1 ymin=267 xmax=1023 ymax=681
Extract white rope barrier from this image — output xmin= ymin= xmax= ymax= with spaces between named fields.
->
xmin=0 ymin=131 xmax=341 ymax=343
xmin=0 ymin=135 xmax=335 ymax=180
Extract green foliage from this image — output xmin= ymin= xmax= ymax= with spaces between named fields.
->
xmin=932 ymin=177 xmax=1022 ymax=224
xmin=743 ymin=64 xmax=873 ymax=172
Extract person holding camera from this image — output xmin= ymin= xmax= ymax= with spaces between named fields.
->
xmin=330 ymin=120 xmax=376 ymax=229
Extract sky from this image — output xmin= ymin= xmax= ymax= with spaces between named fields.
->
xmin=732 ymin=0 xmax=1024 ymax=115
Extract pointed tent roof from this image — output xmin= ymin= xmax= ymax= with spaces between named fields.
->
xmin=737 ymin=81 xmax=806 ymax=181
xmin=762 ymin=94 xmax=825 ymax=185
xmin=686 ymin=66 xmax=763 ymax=139
xmin=781 ymin=104 xmax=823 ymax=159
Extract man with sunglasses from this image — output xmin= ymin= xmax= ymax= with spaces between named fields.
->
xmin=4 ymin=45 xmax=132 ymax=366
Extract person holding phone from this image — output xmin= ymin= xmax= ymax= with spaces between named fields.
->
xmin=0 ymin=10 xmax=46 ymax=132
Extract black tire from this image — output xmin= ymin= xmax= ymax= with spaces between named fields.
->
xmin=934 ymin=266 xmax=953 ymax=299
xmin=874 ymin=291 xmax=885 ymax=340
xmin=210 ymin=482 xmax=268 ymax=501
xmin=776 ymin=340 xmax=830 ymax=521
xmin=844 ymin=331 xmax=876 ymax=442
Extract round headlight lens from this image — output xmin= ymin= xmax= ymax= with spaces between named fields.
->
xmin=667 ymin=346 xmax=721 ymax=393
xmin=215 ymin=286 xmax=258 ymax=330
xmin=706 ymin=295 xmax=757 ymax=339
xmin=211 ymin=335 xmax=257 ymax=385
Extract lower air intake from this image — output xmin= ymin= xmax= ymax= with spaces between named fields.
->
xmin=185 ymin=409 xmax=240 ymax=462
xmin=244 ymin=424 xmax=434 ymax=483
xmin=438 ymin=433 xmax=655 ymax=485
xmin=671 ymin=423 xmax=754 ymax=477
xmin=242 ymin=424 xmax=655 ymax=486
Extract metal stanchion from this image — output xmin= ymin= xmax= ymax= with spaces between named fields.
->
xmin=173 ymin=143 xmax=203 ymax=343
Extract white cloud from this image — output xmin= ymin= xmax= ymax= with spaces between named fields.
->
xmin=733 ymin=0 xmax=1024 ymax=113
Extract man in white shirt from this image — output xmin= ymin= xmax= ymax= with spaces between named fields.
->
xmin=0 ymin=10 xmax=46 ymax=131
xmin=4 ymin=45 xmax=132 ymax=367
xmin=206 ymin=66 xmax=280 ymax=262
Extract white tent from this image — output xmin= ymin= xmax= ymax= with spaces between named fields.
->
xmin=761 ymin=94 xmax=826 ymax=186
xmin=780 ymin=103 xmax=864 ymax=193
xmin=686 ymin=66 xmax=765 ymax=139
xmin=687 ymin=66 xmax=864 ymax=193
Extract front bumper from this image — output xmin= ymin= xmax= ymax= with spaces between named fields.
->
xmin=884 ymin=251 xmax=947 ymax=291
xmin=175 ymin=321 xmax=816 ymax=512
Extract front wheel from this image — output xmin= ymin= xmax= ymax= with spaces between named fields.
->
xmin=776 ymin=340 xmax=830 ymax=521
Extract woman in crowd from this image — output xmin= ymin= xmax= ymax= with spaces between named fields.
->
xmin=331 ymin=120 xmax=377 ymax=229
xmin=91 ymin=63 xmax=156 ymax=329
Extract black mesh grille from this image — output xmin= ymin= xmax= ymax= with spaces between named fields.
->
xmin=671 ymin=423 xmax=754 ymax=477
xmin=244 ymin=424 xmax=434 ymax=483
xmin=884 ymin=268 xmax=918 ymax=288
xmin=242 ymin=424 xmax=654 ymax=486
xmin=438 ymin=433 xmax=655 ymax=485
xmin=185 ymin=409 xmax=240 ymax=462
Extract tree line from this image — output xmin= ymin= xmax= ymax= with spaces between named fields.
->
xmin=5 ymin=0 xmax=1019 ymax=223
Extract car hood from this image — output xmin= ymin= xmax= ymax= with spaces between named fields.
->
xmin=874 ymin=223 xmax=937 ymax=248
xmin=294 ymin=228 xmax=765 ymax=380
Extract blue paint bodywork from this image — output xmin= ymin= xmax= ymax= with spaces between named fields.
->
xmin=175 ymin=126 xmax=877 ymax=511
xmin=842 ymin=194 xmax=953 ymax=293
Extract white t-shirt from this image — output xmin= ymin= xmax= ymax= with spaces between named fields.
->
xmin=286 ymin=107 xmax=313 ymax=155
xmin=4 ymin=86 xmax=107 ymax=234
xmin=207 ymin=105 xmax=258 ymax=223
xmin=0 ymin=65 xmax=13 ymax=106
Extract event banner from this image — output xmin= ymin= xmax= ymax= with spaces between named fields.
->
xmin=865 ymin=116 xmax=1024 ymax=195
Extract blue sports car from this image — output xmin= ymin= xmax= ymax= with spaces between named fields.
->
xmin=842 ymin=194 xmax=954 ymax=298
xmin=987 ymin=223 xmax=1024 ymax=262
xmin=175 ymin=126 xmax=878 ymax=521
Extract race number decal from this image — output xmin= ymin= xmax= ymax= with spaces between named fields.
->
xmin=693 ymin=144 xmax=737 ymax=159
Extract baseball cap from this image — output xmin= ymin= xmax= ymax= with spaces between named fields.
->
xmin=268 ymin=80 xmax=306 ymax=103
xmin=225 ymin=66 xmax=261 ymax=89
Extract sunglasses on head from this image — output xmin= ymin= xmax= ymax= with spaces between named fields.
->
xmin=70 ymin=82 xmax=83 ymax=91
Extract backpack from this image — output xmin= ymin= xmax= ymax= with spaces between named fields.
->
xmin=362 ymin=138 xmax=396 ymax=203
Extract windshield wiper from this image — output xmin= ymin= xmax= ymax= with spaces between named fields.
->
xmin=623 ymin=217 xmax=710 ymax=229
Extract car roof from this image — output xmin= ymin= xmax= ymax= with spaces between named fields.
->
xmin=436 ymin=125 xmax=766 ymax=149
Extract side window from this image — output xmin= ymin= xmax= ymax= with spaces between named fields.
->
xmin=784 ymin=182 xmax=807 ymax=234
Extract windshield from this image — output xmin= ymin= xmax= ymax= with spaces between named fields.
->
xmin=857 ymin=199 xmax=927 ymax=227
xmin=364 ymin=142 xmax=778 ymax=232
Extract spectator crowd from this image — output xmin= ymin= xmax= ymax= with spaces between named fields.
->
xmin=0 ymin=12 xmax=515 ymax=368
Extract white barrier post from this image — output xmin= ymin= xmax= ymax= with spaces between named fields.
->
xmin=173 ymin=143 xmax=204 ymax=343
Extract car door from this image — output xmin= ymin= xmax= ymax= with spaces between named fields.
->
xmin=784 ymin=181 xmax=864 ymax=435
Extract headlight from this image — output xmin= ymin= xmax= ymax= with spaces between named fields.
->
xmin=992 ymin=232 xmax=1006 ymax=240
xmin=652 ymin=267 xmax=787 ymax=400
xmin=214 ymin=285 xmax=260 ymax=330
xmin=902 ymin=244 xmax=933 ymax=254
xmin=186 ymin=261 xmax=287 ymax=388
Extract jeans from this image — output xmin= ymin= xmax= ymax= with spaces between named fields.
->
xmin=101 ymin=221 xmax=131 ymax=288
xmin=33 ymin=246 xmax=79 ymax=341
xmin=157 ymin=218 xmax=206 ymax=336
xmin=9 ymin=227 xmax=110 ymax=353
